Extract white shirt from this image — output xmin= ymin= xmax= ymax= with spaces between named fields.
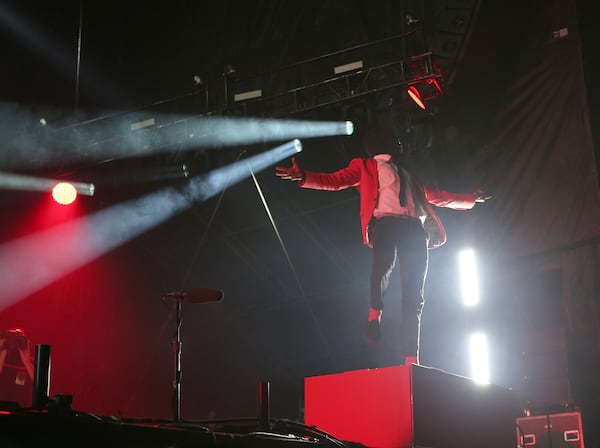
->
xmin=372 ymin=154 xmax=415 ymax=218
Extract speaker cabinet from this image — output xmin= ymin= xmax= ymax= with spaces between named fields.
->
xmin=516 ymin=412 xmax=584 ymax=448
xmin=305 ymin=364 xmax=517 ymax=448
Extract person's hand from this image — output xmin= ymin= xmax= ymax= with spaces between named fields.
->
xmin=475 ymin=189 xmax=492 ymax=203
xmin=275 ymin=156 xmax=304 ymax=181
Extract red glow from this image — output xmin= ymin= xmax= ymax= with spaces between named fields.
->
xmin=407 ymin=86 xmax=426 ymax=110
xmin=52 ymin=182 xmax=77 ymax=205
xmin=305 ymin=366 xmax=413 ymax=448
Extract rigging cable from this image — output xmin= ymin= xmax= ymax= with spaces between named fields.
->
xmin=75 ymin=0 xmax=83 ymax=109
xmin=248 ymin=162 xmax=337 ymax=370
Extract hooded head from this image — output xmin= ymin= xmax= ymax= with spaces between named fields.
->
xmin=363 ymin=126 xmax=398 ymax=157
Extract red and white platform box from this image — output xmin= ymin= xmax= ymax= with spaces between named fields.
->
xmin=305 ymin=364 xmax=517 ymax=448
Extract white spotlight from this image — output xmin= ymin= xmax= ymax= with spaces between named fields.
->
xmin=0 ymin=171 xmax=94 ymax=197
xmin=469 ymin=332 xmax=490 ymax=385
xmin=0 ymin=140 xmax=299 ymax=309
xmin=345 ymin=121 xmax=354 ymax=135
xmin=459 ymin=248 xmax=479 ymax=306
xmin=292 ymin=138 xmax=302 ymax=153
xmin=52 ymin=182 xmax=77 ymax=205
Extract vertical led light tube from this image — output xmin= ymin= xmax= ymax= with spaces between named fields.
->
xmin=460 ymin=248 xmax=490 ymax=384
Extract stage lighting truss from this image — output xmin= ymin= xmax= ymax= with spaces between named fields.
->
xmin=405 ymin=54 xmax=444 ymax=110
xmin=46 ymin=32 xmax=447 ymax=158
xmin=223 ymin=32 xmax=445 ymax=117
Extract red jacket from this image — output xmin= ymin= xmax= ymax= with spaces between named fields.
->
xmin=300 ymin=157 xmax=476 ymax=249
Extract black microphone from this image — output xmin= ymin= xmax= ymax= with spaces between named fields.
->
xmin=162 ymin=287 xmax=224 ymax=304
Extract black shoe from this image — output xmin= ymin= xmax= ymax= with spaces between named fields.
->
xmin=363 ymin=320 xmax=381 ymax=345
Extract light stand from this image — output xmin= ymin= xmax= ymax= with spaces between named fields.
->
xmin=163 ymin=287 xmax=224 ymax=422
xmin=171 ymin=296 xmax=183 ymax=422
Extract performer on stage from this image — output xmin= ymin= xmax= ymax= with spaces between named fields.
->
xmin=276 ymin=127 xmax=489 ymax=365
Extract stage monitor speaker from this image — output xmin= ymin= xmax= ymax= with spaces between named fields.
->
xmin=516 ymin=412 xmax=584 ymax=448
xmin=305 ymin=364 xmax=518 ymax=448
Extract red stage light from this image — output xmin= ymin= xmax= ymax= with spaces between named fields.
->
xmin=407 ymin=86 xmax=426 ymax=110
xmin=52 ymin=182 xmax=77 ymax=205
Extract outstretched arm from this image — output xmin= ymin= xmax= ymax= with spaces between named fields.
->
xmin=276 ymin=157 xmax=364 ymax=191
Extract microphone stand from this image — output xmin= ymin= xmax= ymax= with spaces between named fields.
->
xmin=164 ymin=288 xmax=223 ymax=422
xmin=171 ymin=296 xmax=183 ymax=422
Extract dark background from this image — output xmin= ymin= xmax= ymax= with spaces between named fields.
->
xmin=0 ymin=0 xmax=599 ymax=426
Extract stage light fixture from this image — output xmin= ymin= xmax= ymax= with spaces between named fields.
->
xmin=223 ymin=64 xmax=237 ymax=78
xmin=0 ymin=171 xmax=95 ymax=199
xmin=406 ymin=53 xmax=444 ymax=110
xmin=407 ymin=76 xmax=443 ymax=110
xmin=345 ymin=121 xmax=354 ymax=135
xmin=192 ymin=74 xmax=204 ymax=86
xmin=406 ymin=14 xmax=421 ymax=26
xmin=407 ymin=86 xmax=426 ymax=110
xmin=52 ymin=182 xmax=77 ymax=205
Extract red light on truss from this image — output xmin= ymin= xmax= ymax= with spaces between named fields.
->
xmin=407 ymin=86 xmax=426 ymax=110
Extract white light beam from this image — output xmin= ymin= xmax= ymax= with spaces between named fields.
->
xmin=459 ymin=248 xmax=479 ymax=306
xmin=0 ymin=140 xmax=301 ymax=309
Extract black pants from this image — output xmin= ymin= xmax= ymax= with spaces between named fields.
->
xmin=370 ymin=216 xmax=428 ymax=357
